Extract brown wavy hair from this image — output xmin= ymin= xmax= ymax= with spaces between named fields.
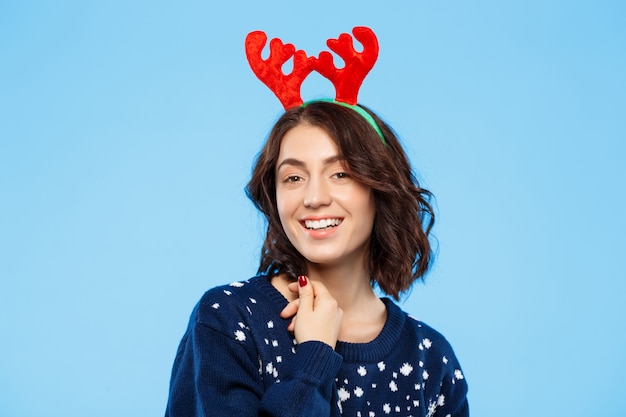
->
xmin=245 ymin=101 xmax=435 ymax=299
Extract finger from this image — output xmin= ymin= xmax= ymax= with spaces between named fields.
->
xmin=287 ymin=316 xmax=296 ymax=332
xmin=279 ymin=299 xmax=300 ymax=318
xmin=290 ymin=278 xmax=342 ymax=347
xmin=297 ymin=275 xmax=314 ymax=311
xmin=308 ymin=279 xmax=331 ymax=298
xmin=287 ymin=282 xmax=299 ymax=293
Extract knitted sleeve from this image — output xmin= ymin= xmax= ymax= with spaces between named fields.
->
xmin=435 ymin=352 xmax=469 ymax=417
xmin=421 ymin=326 xmax=469 ymax=417
xmin=260 ymin=341 xmax=343 ymax=416
xmin=165 ymin=294 xmax=343 ymax=417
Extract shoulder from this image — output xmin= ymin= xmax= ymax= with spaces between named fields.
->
xmin=405 ymin=314 xmax=456 ymax=354
xmin=197 ymin=278 xmax=262 ymax=311
xmin=401 ymin=311 xmax=466 ymax=381
xmin=190 ymin=276 xmax=272 ymax=333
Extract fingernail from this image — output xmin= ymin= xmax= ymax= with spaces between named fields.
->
xmin=298 ymin=275 xmax=307 ymax=287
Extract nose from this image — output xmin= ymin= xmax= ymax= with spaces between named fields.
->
xmin=303 ymin=176 xmax=331 ymax=208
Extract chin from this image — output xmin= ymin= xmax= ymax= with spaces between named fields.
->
xmin=300 ymin=247 xmax=365 ymax=268
xmin=301 ymin=253 xmax=340 ymax=266
xmin=295 ymin=247 xmax=339 ymax=265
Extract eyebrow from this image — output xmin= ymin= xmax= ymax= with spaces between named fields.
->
xmin=276 ymin=155 xmax=345 ymax=171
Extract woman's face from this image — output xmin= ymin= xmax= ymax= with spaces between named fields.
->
xmin=275 ymin=124 xmax=376 ymax=268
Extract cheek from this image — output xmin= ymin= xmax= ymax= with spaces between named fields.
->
xmin=275 ymin=192 xmax=302 ymax=248
xmin=361 ymin=199 xmax=376 ymax=230
xmin=275 ymin=189 xmax=295 ymax=228
xmin=355 ymin=190 xmax=377 ymax=231
xmin=340 ymin=185 xmax=375 ymax=218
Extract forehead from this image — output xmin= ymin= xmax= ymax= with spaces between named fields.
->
xmin=277 ymin=124 xmax=340 ymax=162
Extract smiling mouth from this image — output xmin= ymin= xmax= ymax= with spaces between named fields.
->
xmin=303 ymin=218 xmax=342 ymax=230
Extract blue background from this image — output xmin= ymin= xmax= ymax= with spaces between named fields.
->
xmin=1 ymin=1 xmax=624 ymax=416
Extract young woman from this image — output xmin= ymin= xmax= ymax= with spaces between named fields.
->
xmin=165 ymin=101 xmax=469 ymax=416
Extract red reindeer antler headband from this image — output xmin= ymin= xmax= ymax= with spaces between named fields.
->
xmin=245 ymin=26 xmax=385 ymax=142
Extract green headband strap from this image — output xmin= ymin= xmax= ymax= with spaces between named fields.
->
xmin=302 ymin=99 xmax=387 ymax=146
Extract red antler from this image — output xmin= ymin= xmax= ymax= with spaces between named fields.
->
xmin=313 ymin=26 xmax=379 ymax=105
xmin=245 ymin=31 xmax=315 ymax=109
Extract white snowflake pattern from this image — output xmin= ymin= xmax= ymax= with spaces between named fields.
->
xmin=437 ymin=394 xmax=445 ymax=406
xmin=454 ymin=369 xmax=464 ymax=380
xmin=338 ymin=387 xmax=351 ymax=402
xmin=211 ymin=303 xmax=220 ymax=309
xmin=357 ymin=366 xmax=367 ymax=376
xmin=369 ymin=412 xmax=375 ymax=417
xmin=383 ymin=403 xmax=391 ymax=414
xmin=354 ymin=386 xmax=364 ymax=397
xmin=276 ymin=356 xmax=282 ymax=363
xmin=377 ymin=361 xmax=386 ymax=371
xmin=426 ymin=399 xmax=438 ymax=417
xmin=389 ymin=381 xmax=398 ymax=392
xmin=234 ymin=330 xmax=246 ymax=342
xmin=423 ymin=338 xmax=432 ymax=349
xmin=400 ymin=363 xmax=413 ymax=376
xmin=422 ymin=370 xmax=429 ymax=380
xmin=442 ymin=356 xmax=448 ymax=364
xmin=265 ymin=362 xmax=278 ymax=378
xmin=272 ymin=340 xmax=279 ymax=347
xmin=249 ymin=297 xmax=257 ymax=303
xmin=223 ymin=290 xmax=232 ymax=296
xmin=229 ymin=282 xmax=244 ymax=287
xmin=267 ymin=320 xmax=274 ymax=328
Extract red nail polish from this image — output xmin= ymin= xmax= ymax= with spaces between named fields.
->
xmin=298 ymin=275 xmax=307 ymax=287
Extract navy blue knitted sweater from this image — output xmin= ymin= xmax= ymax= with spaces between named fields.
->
xmin=166 ymin=276 xmax=468 ymax=416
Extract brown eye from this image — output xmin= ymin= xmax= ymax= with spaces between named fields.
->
xmin=285 ymin=175 xmax=303 ymax=183
xmin=333 ymin=172 xmax=349 ymax=179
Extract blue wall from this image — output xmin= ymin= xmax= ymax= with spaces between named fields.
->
xmin=1 ymin=1 xmax=624 ymax=415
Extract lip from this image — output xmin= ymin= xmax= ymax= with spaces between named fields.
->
xmin=299 ymin=216 xmax=344 ymax=239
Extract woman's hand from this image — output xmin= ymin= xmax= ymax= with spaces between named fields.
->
xmin=280 ymin=275 xmax=343 ymax=349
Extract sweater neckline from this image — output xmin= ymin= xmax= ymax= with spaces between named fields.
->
xmin=252 ymin=275 xmax=406 ymax=363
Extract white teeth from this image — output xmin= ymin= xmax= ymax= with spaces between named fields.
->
xmin=304 ymin=218 xmax=341 ymax=230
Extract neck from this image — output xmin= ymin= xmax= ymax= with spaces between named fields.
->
xmin=306 ymin=261 xmax=375 ymax=313
xmin=306 ymin=260 xmax=387 ymax=343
